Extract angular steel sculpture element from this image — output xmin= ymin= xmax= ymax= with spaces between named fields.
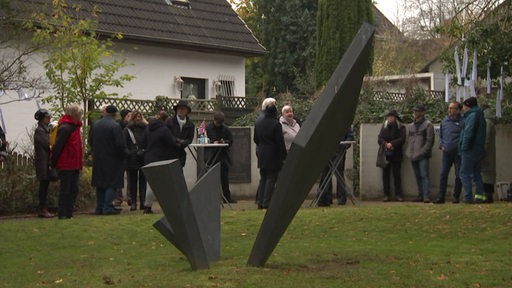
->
xmin=247 ymin=23 xmax=375 ymax=267
xmin=142 ymin=159 xmax=221 ymax=270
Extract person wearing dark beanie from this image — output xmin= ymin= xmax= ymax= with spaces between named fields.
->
xmin=459 ymin=97 xmax=486 ymax=203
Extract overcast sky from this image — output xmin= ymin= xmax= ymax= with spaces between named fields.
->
xmin=229 ymin=0 xmax=405 ymax=27
xmin=374 ymin=0 xmax=404 ymax=25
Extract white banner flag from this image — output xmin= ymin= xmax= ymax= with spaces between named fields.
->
xmin=497 ymin=65 xmax=503 ymax=118
xmin=487 ymin=60 xmax=491 ymax=94
xmin=445 ymin=73 xmax=450 ymax=102
xmin=470 ymin=49 xmax=477 ymax=97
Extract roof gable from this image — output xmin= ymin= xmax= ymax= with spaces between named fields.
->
xmin=13 ymin=0 xmax=267 ymax=56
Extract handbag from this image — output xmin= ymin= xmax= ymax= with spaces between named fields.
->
xmin=127 ymin=128 xmax=144 ymax=161
xmin=376 ymin=143 xmax=388 ymax=168
xmin=49 ymin=168 xmax=59 ymax=182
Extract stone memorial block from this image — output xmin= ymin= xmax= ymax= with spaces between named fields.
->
xmin=142 ymin=159 xmax=222 ymax=270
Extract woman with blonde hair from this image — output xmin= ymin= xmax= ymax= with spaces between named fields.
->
xmin=279 ymin=104 xmax=300 ymax=151
xmin=124 ymin=110 xmax=148 ymax=210
xmin=50 ymin=104 xmax=83 ymax=219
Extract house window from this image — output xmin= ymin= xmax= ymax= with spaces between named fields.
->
xmin=181 ymin=77 xmax=205 ymax=100
xmin=166 ymin=0 xmax=190 ymax=8
xmin=217 ymin=75 xmax=235 ymax=97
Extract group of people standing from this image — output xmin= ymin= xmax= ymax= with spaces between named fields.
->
xmin=377 ymin=96 xmax=496 ymax=204
xmin=31 ymin=99 xmax=239 ymax=219
xmin=254 ymin=97 xmax=354 ymax=209
xmin=24 ymin=95 xmax=500 ymax=218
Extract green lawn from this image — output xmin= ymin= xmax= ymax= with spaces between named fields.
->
xmin=1 ymin=202 xmax=511 ymax=287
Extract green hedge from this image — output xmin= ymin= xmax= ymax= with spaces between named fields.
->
xmin=0 ymin=156 xmax=95 ymax=216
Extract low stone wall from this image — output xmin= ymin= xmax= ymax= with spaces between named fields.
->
xmin=182 ymin=124 xmax=512 ymax=201
xmin=359 ymin=123 xmax=512 ymax=200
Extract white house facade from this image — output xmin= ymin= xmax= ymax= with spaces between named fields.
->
xmin=1 ymin=0 xmax=265 ymax=148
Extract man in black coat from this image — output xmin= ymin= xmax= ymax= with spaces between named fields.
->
xmin=89 ymin=105 xmax=127 ymax=215
xmin=254 ymin=98 xmax=287 ymax=209
xmin=167 ymin=100 xmax=195 ymax=167
xmin=205 ymin=111 xmax=236 ymax=203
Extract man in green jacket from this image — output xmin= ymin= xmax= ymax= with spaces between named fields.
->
xmin=459 ymin=97 xmax=486 ymax=204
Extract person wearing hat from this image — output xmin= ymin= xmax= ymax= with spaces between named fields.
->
xmin=434 ymin=101 xmax=464 ymax=204
xmin=377 ymin=109 xmax=406 ymax=202
xmin=33 ymin=108 xmax=55 ymax=218
xmin=405 ymin=103 xmax=435 ymax=203
xmin=167 ymin=100 xmax=195 ymax=167
xmin=89 ymin=104 xmax=127 ymax=215
xmin=51 ymin=104 xmax=83 ymax=219
xmin=459 ymin=96 xmax=486 ymax=203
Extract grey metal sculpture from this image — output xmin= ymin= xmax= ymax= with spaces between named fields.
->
xmin=247 ymin=23 xmax=375 ymax=267
xmin=142 ymin=159 xmax=221 ymax=270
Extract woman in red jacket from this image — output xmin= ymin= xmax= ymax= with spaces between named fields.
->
xmin=50 ymin=104 xmax=83 ymax=219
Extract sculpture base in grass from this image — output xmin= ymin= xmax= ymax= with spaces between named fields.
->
xmin=142 ymin=159 xmax=221 ymax=270
xmin=247 ymin=22 xmax=375 ymax=267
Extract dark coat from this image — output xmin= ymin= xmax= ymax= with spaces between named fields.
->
xmin=167 ymin=116 xmax=195 ymax=167
xmin=459 ymin=106 xmax=486 ymax=157
xmin=254 ymin=107 xmax=287 ymax=170
xmin=89 ymin=115 xmax=127 ymax=189
xmin=205 ymin=122 xmax=233 ymax=165
xmin=34 ymin=122 xmax=50 ymax=181
xmin=124 ymin=121 xmax=147 ymax=170
xmin=141 ymin=119 xmax=177 ymax=165
xmin=378 ymin=120 xmax=406 ymax=162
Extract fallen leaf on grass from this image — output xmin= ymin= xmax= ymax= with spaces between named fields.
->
xmin=103 ymin=275 xmax=115 ymax=285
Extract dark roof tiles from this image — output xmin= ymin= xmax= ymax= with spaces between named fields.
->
xmin=15 ymin=0 xmax=266 ymax=56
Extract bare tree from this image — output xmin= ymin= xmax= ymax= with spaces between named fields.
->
xmin=401 ymin=0 xmax=504 ymax=39
xmin=0 ymin=0 xmax=43 ymax=99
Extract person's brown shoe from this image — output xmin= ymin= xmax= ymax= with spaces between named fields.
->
xmin=38 ymin=208 xmax=55 ymax=218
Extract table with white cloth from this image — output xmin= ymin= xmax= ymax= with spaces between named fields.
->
xmin=187 ymin=143 xmax=231 ymax=207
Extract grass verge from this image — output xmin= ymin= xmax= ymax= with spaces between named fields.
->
xmin=1 ymin=202 xmax=511 ymax=287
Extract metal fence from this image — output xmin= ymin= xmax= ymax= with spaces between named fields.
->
xmin=371 ymin=90 xmax=445 ymax=102
xmin=0 ymin=152 xmax=32 ymax=170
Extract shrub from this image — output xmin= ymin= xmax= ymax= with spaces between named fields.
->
xmin=0 ymin=152 xmax=95 ymax=215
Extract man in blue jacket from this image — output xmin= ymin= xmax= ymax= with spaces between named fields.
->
xmin=459 ymin=97 xmax=486 ymax=204
xmin=434 ymin=101 xmax=464 ymax=204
